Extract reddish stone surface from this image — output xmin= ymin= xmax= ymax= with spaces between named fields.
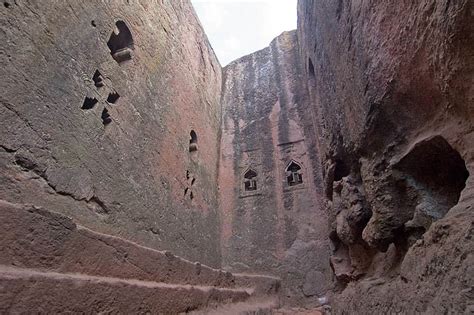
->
xmin=0 ymin=0 xmax=472 ymax=313
xmin=0 ymin=266 xmax=251 ymax=314
xmin=0 ymin=200 xmax=282 ymax=313
xmin=298 ymin=0 xmax=473 ymax=313
xmin=0 ymin=0 xmax=222 ymax=267
xmin=219 ymin=31 xmax=330 ymax=306
xmin=0 ymin=200 xmax=280 ymax=294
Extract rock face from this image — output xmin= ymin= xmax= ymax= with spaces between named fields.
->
xmin=219 ymin=31 xmax=330 ymax=306
xmin=297 ymin=0 xmax=473 ymax=313
xmin=1 ymin=0 xmax=473 ymax=313
xmin=0 ymin=0 xmax=222 ymax=266
xmin=0 ymin=200 xmax=281 ymax=314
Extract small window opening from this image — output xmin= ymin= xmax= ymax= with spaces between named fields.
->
xmin=4 ymin=2 xmax=10 ymax=8
xmin=91 ymin=20 xmax=97 ymax=27
xmin=190 ymin=191 xmax=194 ymax=200
xmin=189 ymin=130 xmax=198 ymax=152
xmin=186 ymin=170 xmax=190 ymax=179
xmin=101 ymin=108 xmax=112 ymax=125
xmin=244 ymin=169 xmax=258 ymax=191
xmin=82 ymin=97 xmax=98 ymax=110
xmin=93 ymin=70 xmax=104 ymax=88
xmin=107 ymin=20 xmax=134 ymax=64
xmin=308 ymin=58 xmax=315 ymax=77
xmin=107 ymin=92 xmax=120 ymax=104
xmin=191 ymin=178 xmax=196 ymax=186
xmin=286 ymin=161 xmax=303 ymax=186
xmin=184 ymin=187 xmax=188 ymax=196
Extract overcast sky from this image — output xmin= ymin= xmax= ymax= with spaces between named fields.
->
xmin=191 ymin=0 xmax=297 ymax=66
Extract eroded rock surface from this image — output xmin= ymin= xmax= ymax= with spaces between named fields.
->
xmin=0 ymin=0 xmax=222 ymax=266
xmin=298 ymin=0 xmax=473 ymax=313
xmin=0 ymin=0 xmax=472 ymax=313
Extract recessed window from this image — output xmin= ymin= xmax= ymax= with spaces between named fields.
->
xmin=101 ymin=108 xmax=112 ymax=125
xmin=107 ymin=20 xmax=134 ymax=64
xmin=107 ymin=92 xmax=120 ymax=104
xmin=189 ymin=130 xmax=198 ymax=152
xmin=286 ymin=161 xmax=303 ymax=186
xmin=92 ymin=70 xmax=104 ymax=88
xmin=244 ymin=169 xmax=258 ymax=191
xmin=82 ymin=97 xmax=98 ymax=110
xmin=308 ymin=58 xmax=315 ymax=77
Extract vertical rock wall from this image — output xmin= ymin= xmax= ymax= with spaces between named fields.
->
xmin=2 ymin=0 xmax=472 ymax=311
xmin=219 ymin=31 xmax=330 ymax=306
xmin=298 ymin=0 xmax=473 ymax=313
xmin=0 ymin=0 xmax=223 ymax=267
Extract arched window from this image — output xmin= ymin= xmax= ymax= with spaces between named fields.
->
xmin=107 ymin=21 xmax=134 ymax=64
xmin=189 ymin=130 xmax=198 ymax=152
xmin=244 ymin=169 xmax=258 ymax=191
xmin=286 ymin=161 xmax=303 ymax=186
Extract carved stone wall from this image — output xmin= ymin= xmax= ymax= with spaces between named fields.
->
xmin=218 ymin=31 xmax=330 ymax=306
xmin=0 ymin=0 xmax=223 ymax=267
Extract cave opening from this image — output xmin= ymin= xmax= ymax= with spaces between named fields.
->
xmin=395 ymin=136 xmax=469 ymax=233
xmin=334 ymin=159 xmax=350 ymax=181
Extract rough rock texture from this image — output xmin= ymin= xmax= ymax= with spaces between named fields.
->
xmin=0 ymin=200 xmax=282 ymax=313
xmin=0 ymin=0 xmax=222 ymax=266
xmin=0 ymin=200 xmax=280 ymax=294
xmin=219 ymin=31 xmax=330 ymax=306
xmin=298 ymin=0 xmax=473 ymax=313
xmin=0 ymin=266 xmax=251 ymax=314
xmin=1 ymin=0 xmax=473 ymax=312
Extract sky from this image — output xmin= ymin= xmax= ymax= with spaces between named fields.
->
xmin=191 ymin=0 xmax=297 ymax=66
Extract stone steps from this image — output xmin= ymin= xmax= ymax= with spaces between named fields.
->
xmin=0 ymin=200 xmax=281 ymax=313
xmin=189 ymin=297 xmax=279 ymax=315
xmin=0 ymin=265 xmax=252 ymax=314
xmin=0 ymin=200 xmax=279 ymax=293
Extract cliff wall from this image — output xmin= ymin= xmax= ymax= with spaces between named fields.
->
xmin=1 ymin=0 xmax=473 ymax=312
xmin=219 ymin=31 xmax=330 ymax=306
xmin=0 ymin=0 xmax=223 ymax=267
xmin=298 ymin=0 xmax=473 ymax=313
